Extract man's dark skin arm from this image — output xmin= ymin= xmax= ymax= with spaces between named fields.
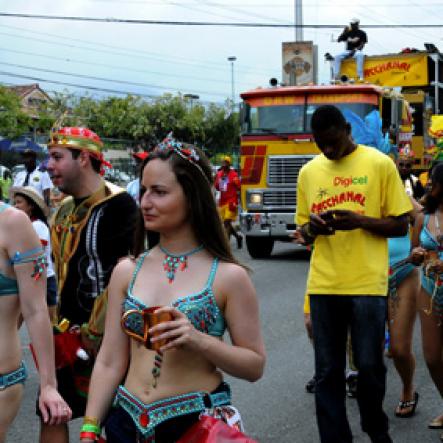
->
xmin=305 ymin=210 xmax=409 ymax=239
xmin=337 ymin=27 xmax=350 ymax=42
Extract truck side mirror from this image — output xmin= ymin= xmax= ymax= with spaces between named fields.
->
xmin=239 ymin=103 xmax=250 ymax=132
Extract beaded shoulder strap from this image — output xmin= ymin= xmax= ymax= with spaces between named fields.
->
xmin=423 ymin=214 xmax=430 ymax=229
xmin=205 ymin=257 xmax=219 ymax=289
xmin=128 ymin=251 xmax=150 ymax=294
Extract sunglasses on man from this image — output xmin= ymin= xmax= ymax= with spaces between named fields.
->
xmin=398 ymin=162 xmax=412 ymax=168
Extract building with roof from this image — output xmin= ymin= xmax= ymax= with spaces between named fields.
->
xmin=7 ymin=83 xmax=52 ymax=117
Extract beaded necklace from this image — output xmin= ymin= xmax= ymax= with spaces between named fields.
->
xmin=159 ymin=244 xmax=204 ymax=283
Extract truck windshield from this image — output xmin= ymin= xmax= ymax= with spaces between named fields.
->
xmin=248 ymin=105 xmax=305 ymax=134
xmin=306 ymin=103 xmax=378 ymax=132
xmin=245 ymin=102 xmax=377 ymax=135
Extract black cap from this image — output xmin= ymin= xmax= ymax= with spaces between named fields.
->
xmin=20 ymin=149 xmax=37 ymax=156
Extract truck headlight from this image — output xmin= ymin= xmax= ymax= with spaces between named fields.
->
xmin=248 ymin=192 xmax=263 ymax=207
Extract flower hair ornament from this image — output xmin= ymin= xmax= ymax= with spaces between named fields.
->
xmin=153 ymin=133 xmax=211 ymax=184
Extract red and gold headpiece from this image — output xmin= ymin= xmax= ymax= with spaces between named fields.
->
xmin=398 ymin=144 xmax=415 ymax=160
xmin=48 ymin=127 xmax=111 ymax=174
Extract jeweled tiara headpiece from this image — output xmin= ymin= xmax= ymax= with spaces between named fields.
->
xmin=155 ymin=132 xmax=200 ymax=163
xmin=152 ymin=133 xmax=210 ymax=183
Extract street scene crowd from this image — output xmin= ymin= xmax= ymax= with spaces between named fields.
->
xmin=1 ymin=11 xmax=443 ymax=443
xmin=1 ymin=106 xmax=443 ymax=443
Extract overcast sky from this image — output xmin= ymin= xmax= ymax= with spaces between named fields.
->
xmin=0 ymin=0 xmax=441 ymax=104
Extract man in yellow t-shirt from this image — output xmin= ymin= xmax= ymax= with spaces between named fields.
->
xmin=296 ymin=105 xmax=411 ymax=443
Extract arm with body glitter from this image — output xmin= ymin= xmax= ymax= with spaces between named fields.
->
xmin=5 ymin=208 xmax=71 ymax=425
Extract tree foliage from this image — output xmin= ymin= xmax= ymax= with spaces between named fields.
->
xmin=37 ymin=93 xmax=239 ymax=156
xmin=0 ymin=86 xmax=32 ymax=139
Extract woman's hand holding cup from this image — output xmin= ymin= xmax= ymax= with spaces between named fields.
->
xmin=149 ymin=307 xmax=204 ymax=353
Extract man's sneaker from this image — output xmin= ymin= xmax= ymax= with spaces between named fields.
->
xmin=305 ymin=376 xmax=316 ymax=394
xmin=346 ymin=373 xmax=358 ymax=398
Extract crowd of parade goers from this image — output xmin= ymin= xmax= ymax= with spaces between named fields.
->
xmin=3 ymin=112 xmax=443 ymax=443
xmin=0 ymin=128 xmax=261 ymax=443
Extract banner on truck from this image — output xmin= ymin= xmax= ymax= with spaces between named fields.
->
xmin=341 ymin=53 xmax=428 ymax=87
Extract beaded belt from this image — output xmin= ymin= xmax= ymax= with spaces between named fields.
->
xmin=0 ymin=361 xmax=27 ymax=390
xmin=113 ymin=382 xmax=231 ymax=438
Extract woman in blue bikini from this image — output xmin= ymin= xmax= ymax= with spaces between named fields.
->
xmin=0 ymin=202 xmax=71 ymax=441
xmin=387 ymin=148 xmax=422 ymax=419
xmin=411 ymin=162 xmax=443 ymax=437
xmin=82 ymin=136 xmax=266 ymax=442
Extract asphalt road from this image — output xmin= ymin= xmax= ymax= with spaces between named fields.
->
xmin=7 ymin=240 xmax=443 ymax=442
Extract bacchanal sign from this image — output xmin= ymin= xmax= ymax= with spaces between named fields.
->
xmin=341 ymin=53 xmax=428 ymax=87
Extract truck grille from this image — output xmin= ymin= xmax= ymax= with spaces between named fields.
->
xmin=268 ymin=155 xmax=314 ymax=186
xmin=263 ymin=190 xmax=296 ymax=209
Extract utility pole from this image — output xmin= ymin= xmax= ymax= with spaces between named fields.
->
xmin=227 ymin=56 xmax=237 ymax=112
xmin=295 ymin=0 xmax=303 ymax=42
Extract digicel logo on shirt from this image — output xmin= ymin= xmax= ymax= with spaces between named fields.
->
xmin=333 ymin=175 xmax=368 ymax=187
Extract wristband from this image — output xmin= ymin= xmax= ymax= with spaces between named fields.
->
xmin=83 ymin=416 xmax=99 ymax=426
xmin=81 ymin=423 xmax=101 ymax=434
xmin=80 ymin=431 xmax=98 ymax=441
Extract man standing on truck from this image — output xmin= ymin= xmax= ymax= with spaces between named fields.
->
xmin=215 ymin=156 xmax=243 ymax=249
xmin=334 ymin=18 xmax=367 ymax=81
xmin=296 ymin=105 xmax=411 ymax=443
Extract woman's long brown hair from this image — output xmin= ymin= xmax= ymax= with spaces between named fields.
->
xmin=133 ymin=147 xmax=243 ymax=268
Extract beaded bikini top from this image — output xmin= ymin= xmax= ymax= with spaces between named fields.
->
xmin=122 ymin=251 xmax=226 ymax=338
xmin=0 ymin=204 xmax=18 ymax=296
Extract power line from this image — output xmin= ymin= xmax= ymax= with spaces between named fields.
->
xmin=1 ymin=80 xmax=222 ymax=105
xmin=0 ymin=71 xmax=224 ymax=100
xmin=405 ymin=0 xmax=440 ymax=21
xmin=156 ymin=0 xmax=260 ymax=23
xmin=191 ymin=0 xmax=286 ymax=24
xmin=0 ymin=12 xmax=440 ymax=27
xmin=0 ymin=71 xmax=158 ymax=97
xmin=0 ymin=47 xmax=253 ymax=88
xmin=356 ymin=3 xmax=438 ymax=42
xmin=0 ymin=24 xmax=271 ymax=76
xmin=85 ymin=0 xmax=443 ymax=6
xmin=0 ymin=61 xmax=230 ymax=97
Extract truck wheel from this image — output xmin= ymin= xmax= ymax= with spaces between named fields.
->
xmin=245 ymin=237 xmax=274 ymax=259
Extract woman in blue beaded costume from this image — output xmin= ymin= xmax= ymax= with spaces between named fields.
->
xmin=410 ymin=162 xmax=443 ymax=435
xmin=82 ymin=135 xmax=266 ymax=443
xmin=0 ymin=202 xmax=71 ymax=442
